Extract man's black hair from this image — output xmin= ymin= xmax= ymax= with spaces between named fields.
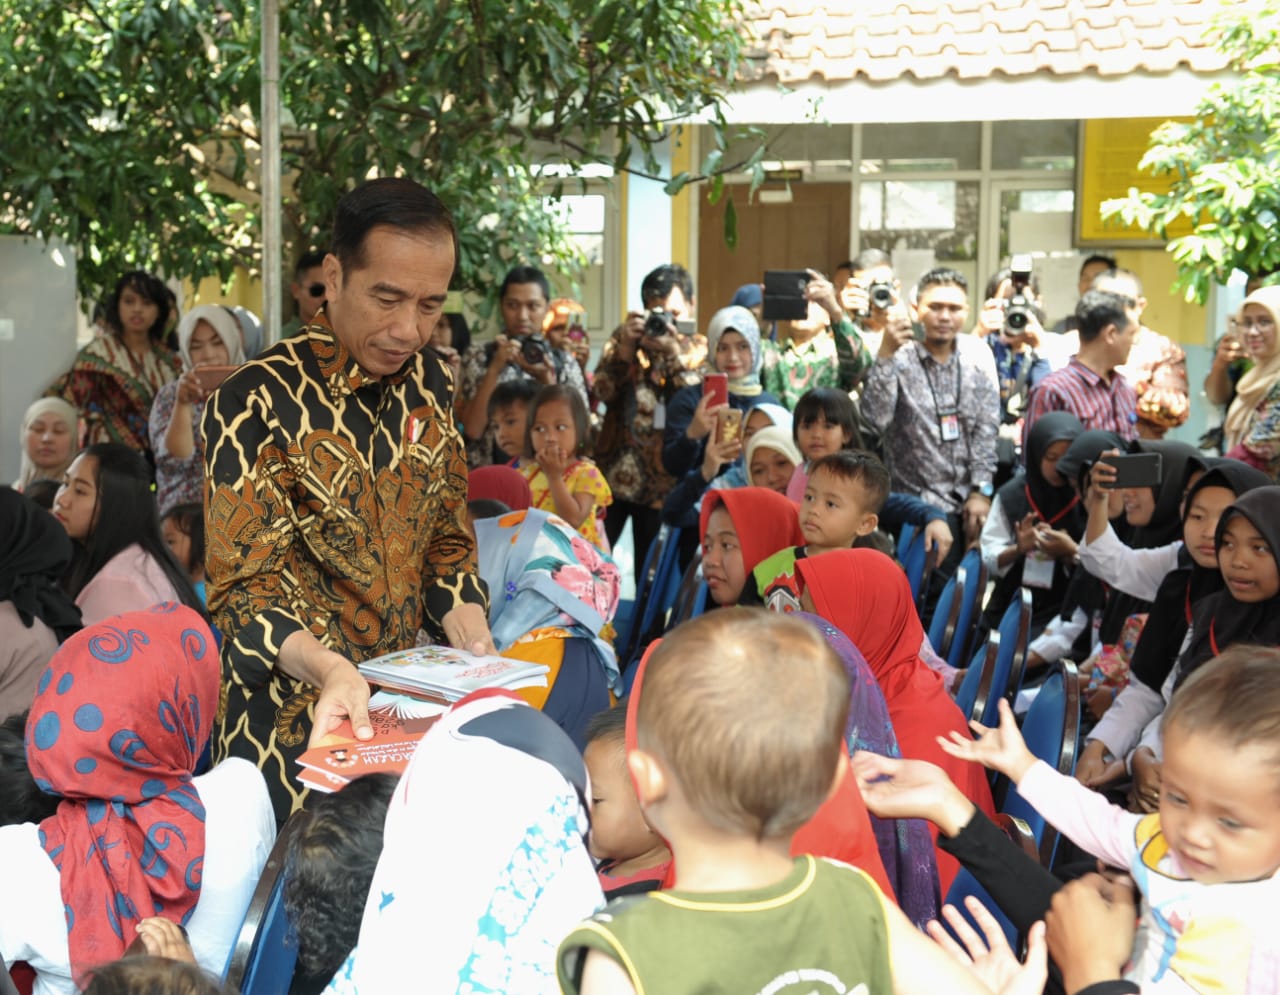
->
xmin=499 ymin=265 xmax=550 ymax=303
xmin=853 ymin=248 xmax=892 ymax=273
xmin=330 ymin=178 xmax=458 ymax=276
xmin=293 ymin=250 xmax=327 ymax=277
xmin=917 ymin=267 xmax=968 ymax=296
xmin=1075 ymin=289 xmax=1133 ymax=344
xmin=1080 ymin=253 xmax=1118 ymax=276
xmin=640 ymin=264 xmax=694 ymax=309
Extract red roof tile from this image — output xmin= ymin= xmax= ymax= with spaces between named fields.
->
xmin=741 ymin=0 xmax=1236 ymax=83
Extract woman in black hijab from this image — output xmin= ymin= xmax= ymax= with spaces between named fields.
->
xmin=0 ymin=487 xmax=82 ymax=718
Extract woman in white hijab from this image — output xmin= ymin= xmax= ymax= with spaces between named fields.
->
xmin=148 ymin=304 xmax=245 ymax=514
xmin=326 ymin=692 xmax=603 ymax=994
xmin=1223 ymin=285 xmax=1280 ymax=480
xmin=15 ymin=398 xmax=79 ymax=492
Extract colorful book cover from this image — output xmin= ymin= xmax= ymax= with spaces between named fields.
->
xmin=357 ymin=644 xmax=549 ymax=702
xmin=295 ymin=694 xmax=444 ymax=788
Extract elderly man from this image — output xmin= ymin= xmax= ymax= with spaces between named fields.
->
xmin=204 ymin=178 xmax=492 ymax=822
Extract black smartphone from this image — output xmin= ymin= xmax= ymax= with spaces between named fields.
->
xmin=1099 ymin=452 xmax=1163 ymax=489
xmin=762 ymin=269 xmax=810 ymax=321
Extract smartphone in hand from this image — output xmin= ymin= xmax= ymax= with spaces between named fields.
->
xmin=703 ymin=373 xmax=729 ymax=409
xmin=192 ymin=365 xmax=238 ymax=392
xmin=1099 ymin=452 xmax=1163 ymax=489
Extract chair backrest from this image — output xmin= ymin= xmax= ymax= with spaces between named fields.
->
xmin=618 ymin=524 xmax=682 ymax=666
xmin=941 ymin=867 xmax=1019 ymax=950
xmin=667 ymin=549 xmax=705 ymax=629
xmin=897 ymin=525 xmax=931 ymax=610
xmin=954 ymin=637 xmax=996 ymax=725
xmin=926 ymin=566 xmax=962 ymax=659
xmin=223 ymin=810 xmax=307 ymax=994
xmin=1001 ymin=587 xmax=1033 ymax=704
xmin=945 ymin=549 xmax=988 ymax=670
xmin=1001 ymin=660 xmax=1082 ymax=866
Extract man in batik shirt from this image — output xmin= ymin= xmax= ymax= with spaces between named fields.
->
xmin=204 ymin=178 xmax=492 ymax=822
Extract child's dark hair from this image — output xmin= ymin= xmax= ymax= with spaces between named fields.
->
xmin=467 ymin=498 xmax=511 ymax=520
xmin=63 ymin=444 xmax=204 ymax=616
xmin=486 ymin=378 xmax=539 ymax=420
xmin=523 ymin=384 xmax=590 ymax=459
xmin=284 ymin=773 xmax=399 ymax=980
xmin=809 ymin=451 xmax=891 ymax=514
xmin=0 ymin=710 xmax=60 ymax=826
xmin=161 ymin=502 xmax=205 ymax=577
xmin=80 ymin=957 xmax=234 ymax=995
xmin=793 ymin=388 xmax=857 ymax=450
xmin=1164 ymin=645 xmax=1280 ymax=762
xmin=584 ymin=700 xmax=628 ymax=750
xmin=23 ymin=478 xmax=59 ymax=510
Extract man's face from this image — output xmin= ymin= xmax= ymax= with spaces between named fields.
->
xmin=501 ymin=282 xmax=549 ymax=338
xmin=1077 ymin=260 xmax=1112 ymax=297
xmin=1107 ymin=315 xmax=1139 ymax=369
xmin=323 ymin=226 xmax=454 ymax=379
xmin=916 ymin=283 xmax=969 ymax=348
xmin=650 ymin=285 xmax=692 ymax=321
xmin=291 ymin=265 xmax=327 ymax=321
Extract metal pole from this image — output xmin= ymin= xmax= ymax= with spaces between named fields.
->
xmin=260 ymin=0 xmax=282 ymax=345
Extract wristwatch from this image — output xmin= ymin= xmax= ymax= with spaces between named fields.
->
xmin=971 ymin=482 xmax=994 ymax=499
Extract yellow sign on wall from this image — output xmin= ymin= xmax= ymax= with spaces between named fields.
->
xmin=1076 ymin=117 xmax=1195 ymax=246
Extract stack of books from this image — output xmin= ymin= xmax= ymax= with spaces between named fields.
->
xmin=355 ymin=645 xmax=550 ymax=702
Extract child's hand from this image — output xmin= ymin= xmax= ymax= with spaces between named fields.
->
xmin=923 ymin=519 xmax=953 ymax=570
xmin=1036 ymin=526 xmax=1076 ymax=561
xmin=851 ymin=752 xmax=976 ymax=837
xmin=135 ymin=917 xmax=197 ymax=963
xmin=538 ymin=442 xmax=569 ymax=476
xmin=1014 ymin=513 xmax=1039 ymax=555
xmin=926 ymin=898 xmax=1047 ymax=995
xmin=937 ymin=698 xmax=1037 ymax=784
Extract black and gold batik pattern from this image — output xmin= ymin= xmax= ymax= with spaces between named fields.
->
xmin=203 ymin=314 xmax=487 ymax=822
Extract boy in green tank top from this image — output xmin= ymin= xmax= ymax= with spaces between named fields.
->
xmin=556 ymin=609 xmax=1048 ymax=994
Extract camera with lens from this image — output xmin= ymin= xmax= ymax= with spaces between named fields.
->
xmin=1004 ymin=254 xmax=1036 ymax=336
xmin=520 ymin=334 xmax=549 ymax=365
xmin=868 ymin=281 xmax=894 ymax=311
xmin=644 ymin=309 xmax=673 ymax=337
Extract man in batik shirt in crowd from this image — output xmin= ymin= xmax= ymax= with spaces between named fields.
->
xmin=204 ymin=178 xmax=493 ymax=823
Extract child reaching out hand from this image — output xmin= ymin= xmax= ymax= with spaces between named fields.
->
xmin=518 ymin=384 xmax=612 ymax=548
xmin=940 ymin=646 xmax=1280 ymax=993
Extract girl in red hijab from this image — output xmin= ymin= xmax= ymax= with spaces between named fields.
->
xmin=797 ymin=548 xmax=996 ymax=892
xmin=699 ymin=487 xmax=803 ymax=607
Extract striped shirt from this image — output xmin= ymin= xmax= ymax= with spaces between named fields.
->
xmin=1024 ymin=357 xmax=1138 ymax=445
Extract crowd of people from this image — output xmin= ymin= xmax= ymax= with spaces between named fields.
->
xmin=3 ymin=174 xmax=1280 ymax=994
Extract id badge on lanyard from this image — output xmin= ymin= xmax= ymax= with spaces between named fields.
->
xmin=938 ymin=408 xmax=961 ymax=442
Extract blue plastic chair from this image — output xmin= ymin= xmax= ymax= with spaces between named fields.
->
xmin=945 ymin=549 xmax=988 ymax=670
xmin=973 ymin=588 xmax=1032 ymax=726
xmin=896 ymin=524 xmax=931 ymax=610
xmin=926 ymin=567 xmax=961 ymax=660
xmin=618 ymin=525 xmax=683 ymax=666
xmin=668 ymin=550 xmax=707 ymax=629
xmin=941 ymin=867 xmax=1018 ymax=950
xmin=1001 ymin=661 xmax=1082 ymax=867
xmin=223 ymin=810 xmax=306 ymax=995
xmin=953 ymin=637 xmax=997 ymax=724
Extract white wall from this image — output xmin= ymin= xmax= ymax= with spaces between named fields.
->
xmin=0 ymin=236 xmax=79 ymax=482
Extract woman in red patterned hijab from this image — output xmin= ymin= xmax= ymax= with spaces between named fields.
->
xmin=24 ymin=602 xmax=218 ymax=980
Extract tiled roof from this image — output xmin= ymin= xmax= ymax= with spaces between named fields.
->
xmin=741 ymin=0 xmax=1236 ymax=84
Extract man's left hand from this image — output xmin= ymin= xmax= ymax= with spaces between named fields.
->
xmin=443 ymin=602 xmax=498 ymax=656
xmin=962 ymin=492 xmax=991 ymax=545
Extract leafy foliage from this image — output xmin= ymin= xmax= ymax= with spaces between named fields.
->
xmin=1101 ymin=2 xmax=1280 ymax=302
xmin=0 ymin=0 xmax=755 ymax=305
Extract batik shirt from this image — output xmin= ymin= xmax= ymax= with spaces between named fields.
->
xmin=203 ymin=315 xmax=488 ymax=821
xmin=860 ymin=336 xmax=1001 ymax=513
xmin=760 ymin=318 xmax=873 ymax=410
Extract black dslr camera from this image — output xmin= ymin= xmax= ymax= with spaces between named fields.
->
xmin=1004 ymin=254 xmax=1036 ymax=336
xmin=520 ymin=334 xmax=550 ymax=365
xmin=644 ymin=309 xmax=673 ymax=337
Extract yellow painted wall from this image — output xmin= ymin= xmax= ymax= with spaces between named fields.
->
xmin=669 ymin=126 xmax=693 ymax=268
xmin=1113 ymin=248 xmax=1208 ymax=347
xmin=186 ymin=269 xmax=262 ymax=312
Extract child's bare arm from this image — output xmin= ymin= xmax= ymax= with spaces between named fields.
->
xmin=579 ymin=949 xmax=639 ymax=995
xmin=937 ymin=699 xmax=1037 ymax=784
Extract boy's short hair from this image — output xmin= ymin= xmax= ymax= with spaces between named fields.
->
xmin=1164 ymin=645 xmax=1280 ymax=765
xmin=487 ymin=378 xmax=539 ymax=420
xmin=284 ymin=773 xmax=399 ymax=979
xmin=467 ymin=498 xmax=511 ymax=521
xmin=80 ymin=958 xmax=235 ymax=995
xmin=584 ymin=700 xmax=628 ymax=750
xmin=0 ymin=710 xmax=60 ymax=827
xmin=637 ymin=609 xmax=850 ymax=840
xmin=1075 ymin=289 xmax=1133 ymax=344
xmin=808 ymin=451 xmax=891 ymax=514
xmin=792 ymin=387 xmax=857 ymax=443
xmin=523 ymin=384 xmax=590 ymax=459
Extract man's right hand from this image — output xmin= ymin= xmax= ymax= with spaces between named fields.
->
xmin=279 ymin=630 xmax=373 ymax=748
xmin=877 ymin=317 xmax=913 ymax=359
xmin=488 ymin=334 xmax=520 ymax=372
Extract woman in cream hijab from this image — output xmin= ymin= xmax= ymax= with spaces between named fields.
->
xmin=16 ymin=398 xmax=79 ymax=491
xmin=1224 ymin=285 xmax=1280 ymax=479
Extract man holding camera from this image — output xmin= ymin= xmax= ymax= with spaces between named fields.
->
xmin=759 ymin=269 xmax=873 ymax=409
xmin=838 ymin=248 xmax=910 ymax=357
xmin=458 ymin=264 xmax=588 ymax=467
xmin=1023 ymin=289 xmax=1139 ymax=444
xmin=861 ymin=268 xmax=1001 ymax=579
xmin=975 ymin=263 xmax=1054 ymax=430
xmin=593 ymin=264 xmax=706 ymax=577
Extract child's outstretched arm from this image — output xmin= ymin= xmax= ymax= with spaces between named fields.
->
xmin=937 ymin=699 xmax=1038 ymax=785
